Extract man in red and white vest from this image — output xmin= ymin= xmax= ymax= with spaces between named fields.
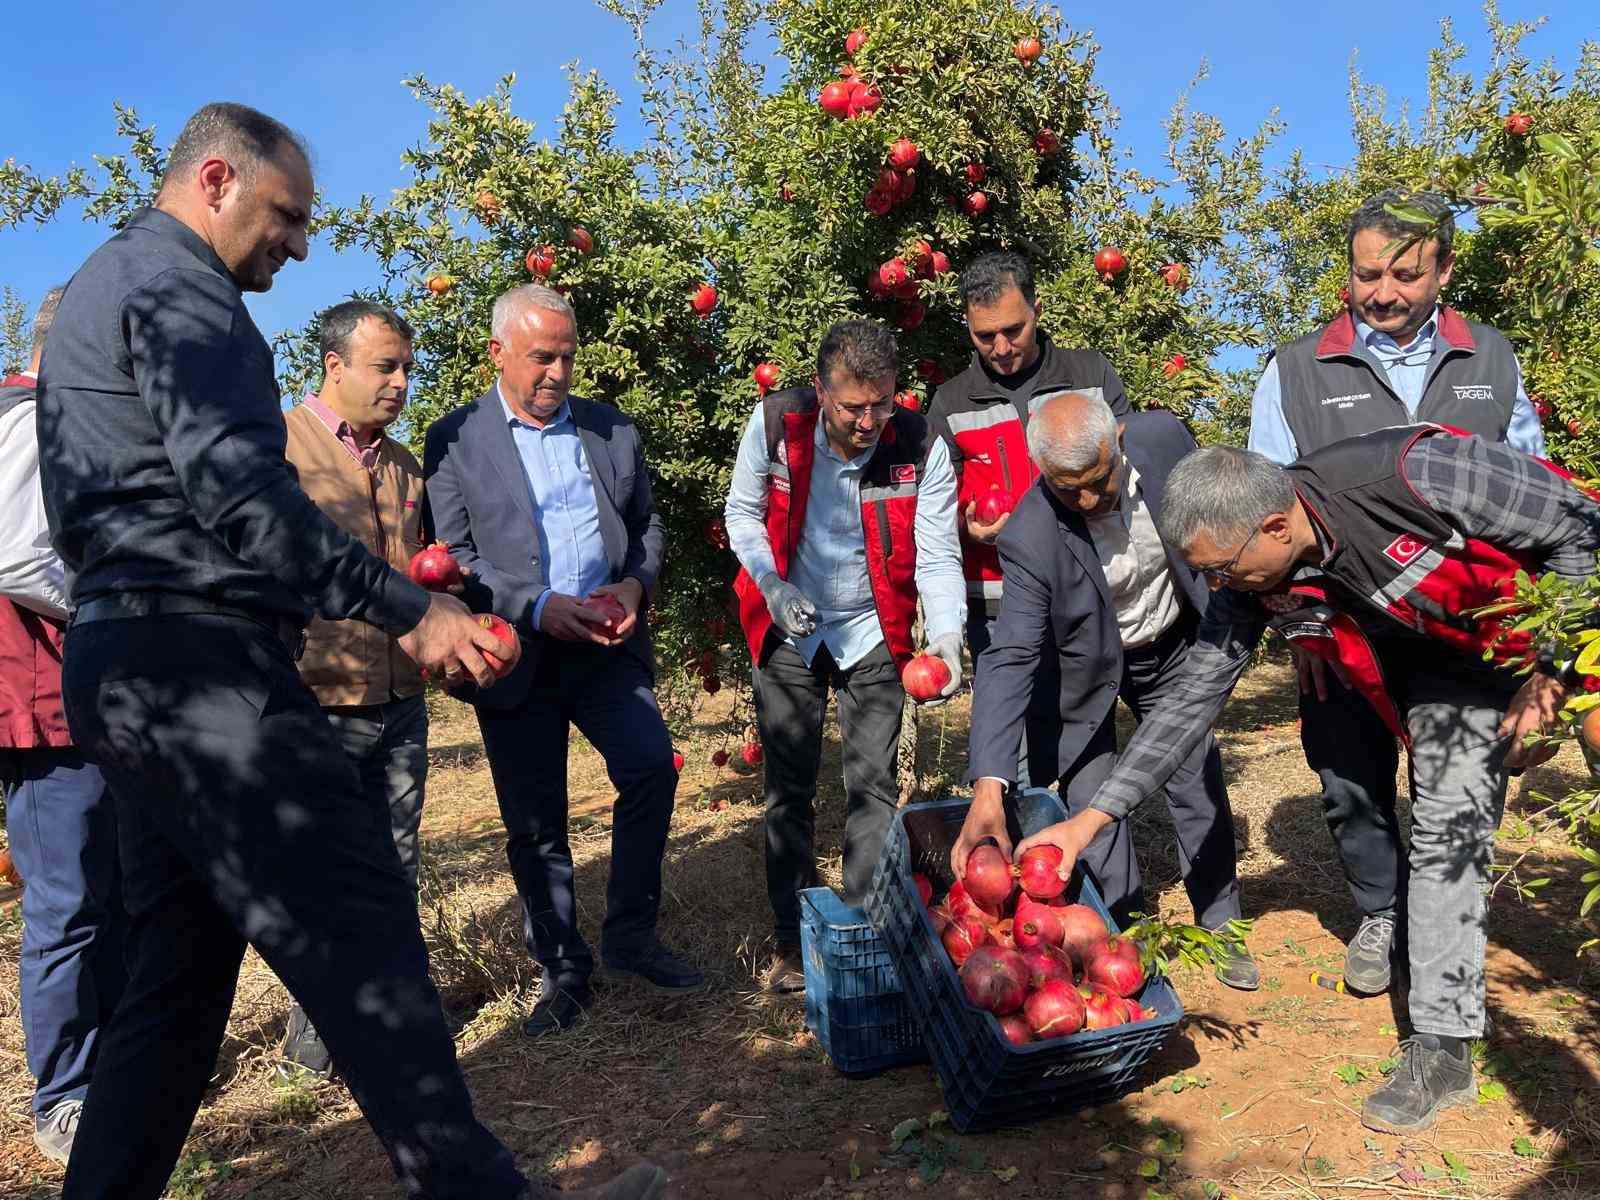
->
xmin=0 ymin=287 xmax=126 ymax=1166
xmin=726 ymin=318 xmax=965 ymax=991
xmin=1017 ymin=425 xmax=1600 ymax=1136
xmin=928 ymin=251 xmax=1131 ymax=785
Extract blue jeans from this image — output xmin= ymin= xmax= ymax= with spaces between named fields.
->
xmin=1 ymin=748 xmax=126 ymax=1119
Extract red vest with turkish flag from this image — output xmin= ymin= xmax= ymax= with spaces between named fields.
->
xmin=0 ymin=374 xmax=72 ymax=749
xmin=1264 ymin=424 xmax=1590 ymax=744
xmin=733 ymin=387 xmax=930 ymax=672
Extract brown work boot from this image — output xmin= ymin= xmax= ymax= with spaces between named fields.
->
xmin=527 ymin=1162 xmax=667 ymax=1199
xmin=764 ymin=941 xmax=806 ymax=993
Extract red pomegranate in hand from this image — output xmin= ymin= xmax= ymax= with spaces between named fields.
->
xmin=1083 ymin=933 xmax=1146 ymax=997
xmin=586 ymin=593 xmax=627 ymax=638
xmin=901 ymin=653 xmax=952 ymax=702
xmin=963 ymin=844 xmax=1016 ymax=913
xmin=476 ymin=614 xmax=518 ymax=678
xmin=1024 ymin=979 xmax=1085 ymax=1039
xmin=408 ymin=542 xmax=463 ymax=592
xmin=1016 ymin=844 xmax=1067 ymax=900
xmin=959 ymin=946 xmax=1028 ymax=1015
xmin=973 ymin=485 xmax=1012 ymax=526
xmin=672 ymin=750 xmax=684 ymax=771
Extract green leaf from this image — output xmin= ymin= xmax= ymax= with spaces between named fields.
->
xmin=992 ymin=1165 xmax=1019 ymax=1183
xmin=1202 ymin=1183 xmax=1223 ymax=1200
xmin=1513 ymin=1136 xmax=1539 ymax=1157
xmin=889 ymin=1118 xmax=922 ymax=1150
xmin=1536 ymin=133 xmax=1579 ymax=160
xmin=1478 ymin=1080 xmax=1508 ymax=1103
xmin=1139 ymin=1157 xmax=1162 ymax=1179
xmin=1335 ymin=1063 xmax=1367 ymax=1084
xmin=1574 ymin=637 xmax=1600 ymax=676
xmin=1442 ymin=1150 xmax=1470 ymax=1182
xmin=918 ymin=1157 xmax=945 ymax=1185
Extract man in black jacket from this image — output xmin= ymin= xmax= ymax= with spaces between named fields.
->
xmin=37 ymin=101 xmax=661 ymax=1200
xmin=950 ymin=392 xmax=1256 ymax=987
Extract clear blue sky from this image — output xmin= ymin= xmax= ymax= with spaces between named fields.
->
xmin=2 ymin=1 xmax=1592 ymax=355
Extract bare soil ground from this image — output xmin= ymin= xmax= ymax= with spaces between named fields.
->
xmin=1 ymin=654 xmax=1597 ymax=1199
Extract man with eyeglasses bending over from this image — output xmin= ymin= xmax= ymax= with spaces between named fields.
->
xmin=725 ymin=318 xmax=965 ymax=993
xmin=1012 ymin=426 xmax=1600 ymax=1137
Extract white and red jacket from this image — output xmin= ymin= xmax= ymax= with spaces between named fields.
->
xmin=732 ymin=388 xmax=933 ymax=671
xmin=927 ymin=335 xmax=1131 ymax=602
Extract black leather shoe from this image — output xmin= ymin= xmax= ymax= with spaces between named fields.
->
xmin=1361 ymin=1035 xmax=1475 ymax=1134
xmin=277 ymin=1005 xmax=333 ymax=1079
xmin=602 ymin=943 xmax=706 ymax=993
xmin=523 ymin=985 xmax=591 ymax=1038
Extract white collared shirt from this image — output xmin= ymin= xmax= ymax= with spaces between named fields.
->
xmin=0 ymin=389 xmax=71 ymax=618
xmin=1084 ymin=461 xmax=1181 ymax=649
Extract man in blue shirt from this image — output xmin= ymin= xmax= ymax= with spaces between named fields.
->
xmin=1247 ymin=188 xmax=1545 ymax=996
xmin=424 ymin=284 xmax=701 ymax=1041
xmin=725 ymin=319 xmax=965 ymax=991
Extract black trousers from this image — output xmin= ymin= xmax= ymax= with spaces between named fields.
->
xmin=60 ymin=614 xmax=523 ymax=1200
xmin=475 ymin=642 xmax=677 ymax=992
xmin=753 ymin=641 xmax=904 ymax=940
xmin=1300 ymin=669 xmax=1403 ymax=919
xmin=1060 ymin=617 xmax=1243 ymax=931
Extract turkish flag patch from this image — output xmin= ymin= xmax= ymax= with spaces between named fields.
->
xmin=892 ymin=464 xmax=918 ymax=484
xmin=1383 ymin=534 xmax=1428 ymax=566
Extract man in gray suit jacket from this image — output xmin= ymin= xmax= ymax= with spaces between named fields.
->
xmin=951 ymin=393 xmax=1257 ymax=988
xmin=424 ymin=285 xmax=703 ymax=1039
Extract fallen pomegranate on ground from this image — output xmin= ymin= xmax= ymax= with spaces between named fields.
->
xmin=408 ymin=542 xmax=463 ymax=592
xmin=740 ymin=742 xmax=764 ymax=767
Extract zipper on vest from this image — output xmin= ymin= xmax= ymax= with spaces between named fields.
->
xmin=876 ymin=498 xmax=893 ymax=560
xmin=996 ymin=434 xmax=1014 ymax=494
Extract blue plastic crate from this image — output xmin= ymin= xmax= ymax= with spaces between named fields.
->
xmin=799 ymin=887 xmax=928 ymax=1075
xmin=864 ymin=790 xmax=1183 ymax=1132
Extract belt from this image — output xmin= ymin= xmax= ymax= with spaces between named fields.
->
xmin=74 ymin=593 xmax=308 ymax=661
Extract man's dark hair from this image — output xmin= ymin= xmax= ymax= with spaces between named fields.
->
xmin=317 ymin=300 xmax=414 ymax=367
xmin=31 ymin=286 xmax=66 ymax=355
xmin=160 ymin=102 xmax=311 ymax=193
xmin=959 ymin=251 xmax=1036 ymax=307
xmin=816 ymin=318 xmax=898 ymax=390
xmin=1345 ymin=189 xmax=1455 ymax=264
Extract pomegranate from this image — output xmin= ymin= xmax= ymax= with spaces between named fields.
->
xmin=426 ymin=274 xmax=453 ymax=296
xmin=844 ymin=26 xmax=868 ymax=56
xmin=1013 ymin=894 xmax=1065 ymax=950
xmin=711 ymin=749 xmax=729 ymax=767
xmin=895 ymin=390 xmax=921 ymax=412
xmin=963 ymin=844 xmax=1015 ymax=912
xmin=1163 ymin=353 xmax=1187 ymax=378
xmin=408 ymin=542 xmax=463 ymax=592
xmin=1568 ymin=418 xmax=1583 ymax=438
xmin=962 ymin=190 xmax=990 ymax=216
xmin=1532 ymin=395 xmax=1552 ymax=423
xmin=864 ymin=187 xmax=893 ymax=217
xmin=941 ymin=912 xmax=989 ymax=967
xmin=567 ymin=226 xmax=593 ymax=254
xmin=753 ymin=361 xmax=781 ymax=393
xmin=704 ymin=517 xmax=729 ymax=549
xmin=525 ymin=245 xmax=556 ymax=277
xmin=1024 ymin=979 xmax=1085 ymax=1039
xmin=877 ymin=258 xmax=910 ymax=290
xmin=819 ymin=81 xmax=852 ymax=116
xmin=972 ymin=485 xmax=1012 ymax=526
xmin=959 ymin=946 xmax=1028 ymax=1015
xmin=1016 ymin=844 xmax=1067 ymax=900
xmin=1082 ymin=988 xmax=1125 ymax=1030
xmin=846 ymin=83 xmax=882 ymax=119
xmin=895 ymin=300 xmax=926 ymax=331
xmin=586 ymin=592 xmax=627 ymax=638
xmin=892 ymin=278 xmax=920 ymax=302
xmin=474 ymin=190 xmax=501 ymax=219
xmin=1013 ymin=36 xmax=1043 ymax=65
xmin=476 ymin=614 xmax=518 ymax=678
xmin=672 ymin=750 xmax=684 ymax=772
xmin=913 ymin=873 xmax=933 ymax=906
xmin=1116 ymin=998 xmax=1149 ymax=1023
xmin=928 ymin=904 xmax=952 ymax=935
xmin=964 ymin=162 xmax=987 ymax=185
xmin=1160 ymin=262 xmax=1188 ymax=288
xmin=929 ymin=250 xmax=951 ymax=276
xmin=901 ymin=653 xmax=952 ymax=702
xmin=690 ymin=283 xmax=718 ymax=317
xmin=1057 ymin=903 xmax=1110 ymax=964
xmin=1017 ymin=943 xmax=1074 ymax=990
xmin=1033 ymin=128 xmax=1060 ymax=156
xmin=740 ymin=741 xmax=764 ymax=767
xmin=703 ymin=675 xmax=721 ymax=695
xmin=887 ymin=137 xmax=920 ymax=170
xmin=1581 ymin=706 xmax=1600 ymax=754
xmin=1094 ymin=246 xmax=1128 ymax=281
xmin=996 ymin=1013 xmax=1033 ymax=1046
xmin=1083 ymin=934 xmax=1146 ymax=998
xmin=1504 ymin=111 xmax=1533 ymax=136
xmin=990 ymin=917 xmax=1016 ymax=950
xmin=891 ymin=168 xmax=916 ymax=202
xmin=945 ymin=879 xmax=984 ymax=920
xmin=916 ymin=359 xmax=946 ymax=385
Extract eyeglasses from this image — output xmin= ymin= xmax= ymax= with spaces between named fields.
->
xmin=1199 ymin=526 xmax=1261 ymax=582
xmin=833 ymin=398 xmax=896 ymax=424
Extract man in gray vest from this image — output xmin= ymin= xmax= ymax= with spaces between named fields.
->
xmin=1247 ymin=188 xmax=1546 ymax=995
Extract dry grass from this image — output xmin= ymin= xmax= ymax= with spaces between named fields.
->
xmin=1 ymin=650 xmax=1598 ymax=1199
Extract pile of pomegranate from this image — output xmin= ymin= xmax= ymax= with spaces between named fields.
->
xmin=916 ymin=844 xmax=1153 ymax=1044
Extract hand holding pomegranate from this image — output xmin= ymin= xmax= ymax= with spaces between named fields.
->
xmin=583 ymin=577 xmax=643 ymax=644
xmin=962 ymin=497 xmax=1011 ymax=544
xmin=1012 ymin=809 xmax=1115 ymax=894
xmin=951 ymin=778 xmax=1013 ymax=877
xmin=907 ymin=633 xmax=962 ymax=707
xmin=398 ymin=592 xmax=521 ymax=688
xmin=539 ymin=592 xmax=620 ymax=645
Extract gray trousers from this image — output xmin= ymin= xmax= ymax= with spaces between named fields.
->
xmin=753 ymin=641 xmax=904 ymax=940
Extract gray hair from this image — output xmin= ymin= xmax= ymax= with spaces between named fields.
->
xmin=1027 ymin=392 xmax=1117 ymax=473
xmin=491 ymin=284 xmax=576 ymax=341
xmin=31 ymin=286 xmax=66 ymax=354
xmin=816 ymin=318 xmax=897 ymax=390
xmin=1346 ymin=188 xmax=1455 ymax=263
xmin=1158 ymin=445 xmax=1296 ymax=549
xmin=159 ymin=102 xmax=310 ymax=193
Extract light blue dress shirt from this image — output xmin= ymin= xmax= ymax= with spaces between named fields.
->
xmin=724 ymin=404 xmax=966 ymax=670
xmin=498 ymin=385 xmax=611 ymax=627
xmin=1247 ymin=308 xmax=1546 ymax=465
